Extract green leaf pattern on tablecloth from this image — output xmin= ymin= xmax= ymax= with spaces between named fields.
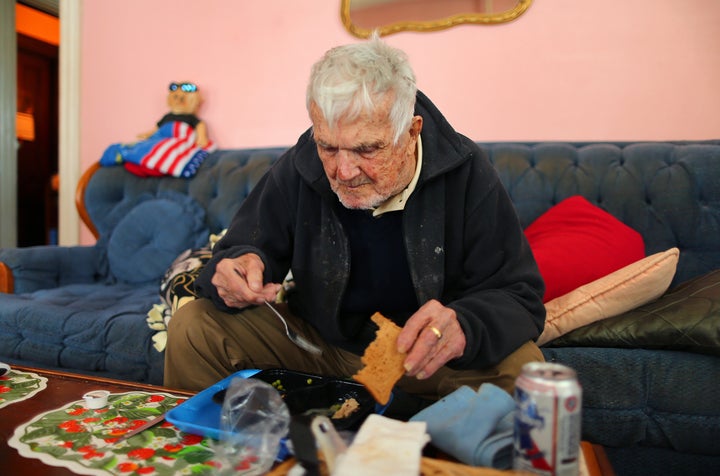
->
xmin=0 ymin=370 xmax=47 ymax=408
xmin=8 ymin=392 xmax=262 ymax=475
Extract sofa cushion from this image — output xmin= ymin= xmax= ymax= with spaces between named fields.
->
xmin=525 ymin=195 xmax=646 ymax=302
xmin=107 ymin=192 xmax=208 ymax=284
xmin=0 ymin=282 xmax=165 ymax=383
xmin=550 ymin=268 xmax=720 ymax=356
xmin=541 ymin=346 xmax=720 ymax=455
xmin=537 ymin=248 xmax=678 ymax=345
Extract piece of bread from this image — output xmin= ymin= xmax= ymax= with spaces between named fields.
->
xmin=352 ymin=312 xmax=406 ymax=405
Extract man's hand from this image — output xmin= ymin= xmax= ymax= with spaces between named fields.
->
xmin=211 ymin=254 xmax=282 ymax=309
xmin=397 ymin=299 xmax=466 ymax=380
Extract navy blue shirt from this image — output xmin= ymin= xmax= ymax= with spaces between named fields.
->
xmin=334 ymin=205 xmax=418 ymax=353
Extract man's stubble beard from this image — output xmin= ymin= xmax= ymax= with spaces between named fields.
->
xmin=332 ymin=184 xmax=386 ymax=210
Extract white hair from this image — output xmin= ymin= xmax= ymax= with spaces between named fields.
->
xmin=306 ymin=33 xmax=417 ymax=145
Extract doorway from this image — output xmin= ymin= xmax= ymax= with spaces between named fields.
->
xmin=17 ymin=32 xmax=58 ymax=246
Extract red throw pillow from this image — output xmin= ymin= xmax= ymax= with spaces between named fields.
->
xmin=525 ymin=196 xmax=645 ymax=302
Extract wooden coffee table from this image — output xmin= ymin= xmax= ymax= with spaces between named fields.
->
xmin=1 ymin=365 xmax=614 ymax=476
xmin=0 ymin=365 xmax=194 ymax=475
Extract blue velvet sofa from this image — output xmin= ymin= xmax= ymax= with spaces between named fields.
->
xmin=1 ymin=140 xmax=719 ymax=475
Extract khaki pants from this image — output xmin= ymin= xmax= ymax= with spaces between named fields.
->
xmin=164 ymin=298 xmax=544 ymax=398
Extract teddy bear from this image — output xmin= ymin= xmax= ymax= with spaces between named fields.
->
xmin=137 ymin=81 xmax=209 ymax=148
xmin=100 ymin=81 xmax=215 ymax=178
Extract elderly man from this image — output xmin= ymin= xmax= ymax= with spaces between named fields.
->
xmin=164 ymin=36 xmax=545 ymax=404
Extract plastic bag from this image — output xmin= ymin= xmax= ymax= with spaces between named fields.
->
xmin=213 ymin=377 xmax=290 ymax=474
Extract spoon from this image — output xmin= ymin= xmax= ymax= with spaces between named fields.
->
xmin=264 ymin=300 xmax=323 ymax=356
xmin=230 ymin=267 xmax=322 ymax=355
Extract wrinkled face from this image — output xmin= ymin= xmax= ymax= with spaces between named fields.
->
xmin=310 ymin=96 xmax=422 ymax=210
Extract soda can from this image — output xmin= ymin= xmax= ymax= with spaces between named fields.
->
xmin=513 ymin=362 xmax=582 ymax=476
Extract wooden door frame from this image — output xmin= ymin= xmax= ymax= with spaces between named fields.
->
xmin=0 ymin=0 xmax=18 ymax=248
xmin=58 ymin=0 xmax=81 ymax=246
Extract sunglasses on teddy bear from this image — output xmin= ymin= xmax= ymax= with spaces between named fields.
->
xmin=169 ymin=82 xmax=198 ymax=93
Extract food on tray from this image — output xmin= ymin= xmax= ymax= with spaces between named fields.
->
xmin=332 ymin=397 xmax=360 ymax=419
xmin=212 ymin=371 xmax=367 ymax=427
xmin=352 ymin=312 xmax=406 ymax=405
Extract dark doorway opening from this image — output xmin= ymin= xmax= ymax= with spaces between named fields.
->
xmin=17 ymin=32 xmax=59 ymax=246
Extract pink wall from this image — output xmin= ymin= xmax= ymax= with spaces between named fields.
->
xmin=80 ymin=0 xmax=720 ymax=241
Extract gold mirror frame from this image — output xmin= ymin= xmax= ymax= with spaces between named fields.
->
xmin=341 ymin=0 xmax=533 ymax=38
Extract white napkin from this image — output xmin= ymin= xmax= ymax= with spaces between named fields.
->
xmin=333 ymin=414 xmax=429 ymax=476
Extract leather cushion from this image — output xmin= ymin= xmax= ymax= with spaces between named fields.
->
xmin=538 ymin=248 xmax=678 ymax=345
xmin=549 ymin=269 xmax=720 ymax=355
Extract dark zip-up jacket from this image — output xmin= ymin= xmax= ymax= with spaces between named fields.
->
xmin=196 ymin=91 xmax=545 ymax=369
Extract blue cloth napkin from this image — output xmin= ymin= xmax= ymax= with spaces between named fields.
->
xmin=409 ymin=383 xmax=516 ymax=469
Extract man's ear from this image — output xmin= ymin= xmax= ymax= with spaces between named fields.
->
xmin=409 ymin=115 xmax=423 ymax=138
xmin=403 ymin=115 xmax=423 ymax=157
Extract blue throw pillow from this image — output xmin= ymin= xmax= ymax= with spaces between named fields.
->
xmin=107 ymin=192 xmax=208 ymax=284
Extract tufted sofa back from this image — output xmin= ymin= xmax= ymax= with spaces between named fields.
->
xmin=485 ymin=141 xmax=720 ymax=286
xmin=80 ymin=140 xmax=720 ymax=287
xmin=82 ymin=148 xmax=286 ymax=239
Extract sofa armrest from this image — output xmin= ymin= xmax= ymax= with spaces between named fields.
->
xmin=0 ymin=245 xmax=104 ymax=294
xmin=76 ymin=161 xmax=102 ymax=239
xmin=0 ymin=261 xmax=13 ymax=293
